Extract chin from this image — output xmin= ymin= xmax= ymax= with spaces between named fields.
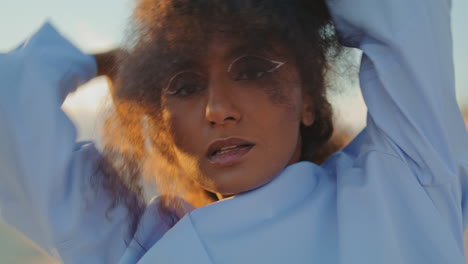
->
xmin=207 ymin=169 xmax=279 ymax=197
xmin=196 ymin=151 xmax=296 ymax=197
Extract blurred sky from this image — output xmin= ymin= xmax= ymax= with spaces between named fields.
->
xmin=0 ymin=0 xmax=466 ymax=139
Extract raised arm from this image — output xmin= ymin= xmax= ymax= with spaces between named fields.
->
xmin=0 ymin=23 xmax=133 ymax=263
xmin=326 ymin=0 xmax=468 ymax=186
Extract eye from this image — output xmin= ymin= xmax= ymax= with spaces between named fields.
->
xmin=165 ymin=71 xmax=205 ymax=97
xmin=227 ymin=55 xmax=285 ymax=81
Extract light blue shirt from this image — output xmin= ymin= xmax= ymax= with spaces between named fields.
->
xmin=1 ymin=0 xmax=467 ymax=263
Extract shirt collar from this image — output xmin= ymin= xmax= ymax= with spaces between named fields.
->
xmin=188 ymin=161 xmax=322 ymax=235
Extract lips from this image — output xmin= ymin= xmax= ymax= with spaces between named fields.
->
xmin=206 ymin=137 xmax=255 ymax=166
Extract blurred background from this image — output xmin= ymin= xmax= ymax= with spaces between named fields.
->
xmin=0 ymin=0 xmax=467 ymax=263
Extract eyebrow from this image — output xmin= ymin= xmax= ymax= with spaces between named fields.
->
xmin=167 ymin=57 xmax=201 ymax=73
xmin=225 ymin=41 xmax=284 ymax=64
xmin=225 ymin=43 xmax=267 ymax=61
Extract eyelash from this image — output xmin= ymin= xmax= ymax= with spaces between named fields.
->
xmin=173 ymin=83 xmax=205 ymax=97
xmin=232 ymin=68 xmax=269 ymax=81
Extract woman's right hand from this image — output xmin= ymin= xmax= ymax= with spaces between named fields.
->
xmin=94 ymin=49 xmax=122 ymax=80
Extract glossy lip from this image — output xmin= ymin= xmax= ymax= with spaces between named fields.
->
xmin=206 ymin=137 xmax=255 ymax=166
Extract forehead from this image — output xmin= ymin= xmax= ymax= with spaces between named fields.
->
xmin=168 ymin=34 xmax=288 ymax=70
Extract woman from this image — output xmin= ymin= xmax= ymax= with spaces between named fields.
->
xmin=1 ymin=0 xmax=467 ymax=263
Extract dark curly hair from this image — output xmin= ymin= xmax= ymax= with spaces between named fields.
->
xmin=97 ymin=0 xmax=343 ymax=237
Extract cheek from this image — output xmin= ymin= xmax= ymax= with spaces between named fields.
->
xmin=259 ymin=96 xmax=302 ymax=156
xmin=159 ymin=106 xmax=209 ymax=184
xmin=163 ymin=102 xmax=205 ymax=156
xmin=264 ymin=83 xmax=303 ymax=124
xmin=255 ymin=73 xmax=298 ymax=107
xmin=264 ymin=68 xmax=304 ymax=118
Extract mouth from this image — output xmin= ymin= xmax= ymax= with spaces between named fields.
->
xmin=207 ymin=137 xmax=255 ymax=166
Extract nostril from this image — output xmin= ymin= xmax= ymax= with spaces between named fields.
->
xmin=209 ymin=116 xmax=236 ymax=126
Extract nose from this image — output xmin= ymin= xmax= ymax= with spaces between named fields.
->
xmin=205 ymin=81 xmax=241 ymax=126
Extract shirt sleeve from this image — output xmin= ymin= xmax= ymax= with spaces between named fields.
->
xmin=326 ymin=0 xmax=468 ymax=232
xmin=326 ymin=0 xmax=468 ymax=186
xmin=0 ymin=22 xmax=132 ymax=263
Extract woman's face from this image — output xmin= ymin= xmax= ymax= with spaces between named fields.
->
xmin=161 ymin=37 xmax=314 ymax=197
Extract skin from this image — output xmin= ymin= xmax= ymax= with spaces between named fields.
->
xmin=161 ymin=37 xmax=315 ymax=198
xmin=95 ymin=50 xmax=120 ymax=79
